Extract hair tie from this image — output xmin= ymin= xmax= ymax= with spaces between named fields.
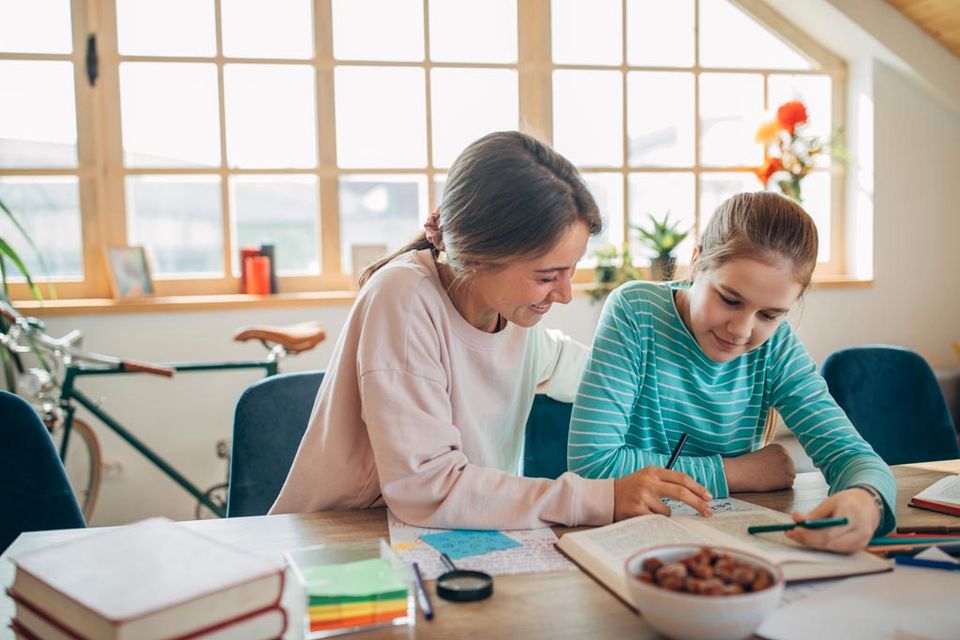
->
xmin=424 ymin=208 xmax=444 ymax=251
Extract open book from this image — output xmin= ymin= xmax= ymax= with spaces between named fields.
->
xmin=910 ymin=475 xmax=960 ymax=517
xmin=556 ymin=498 xmax=890 ymax=607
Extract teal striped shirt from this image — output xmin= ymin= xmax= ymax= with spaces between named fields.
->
xmin=569 ymin=280 xmax=895 ymax=534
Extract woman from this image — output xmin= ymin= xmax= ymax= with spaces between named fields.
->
xmin=271 ymin=131 xmax=711 ymax=529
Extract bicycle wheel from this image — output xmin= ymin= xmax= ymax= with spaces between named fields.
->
xmin=51 ymin=418 xmax=103 ymax=522
xmin=195 ymin=482 xmax=228 ymax=519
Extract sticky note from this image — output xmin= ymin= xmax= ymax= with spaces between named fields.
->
xmin=420 ymin=530 xmax=521 ymax=560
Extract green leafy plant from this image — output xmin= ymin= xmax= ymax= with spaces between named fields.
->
xmin=633 ymin=211 xmax=689 ymax=260
xmin=589 ymin=243 xmax=638 ymax=302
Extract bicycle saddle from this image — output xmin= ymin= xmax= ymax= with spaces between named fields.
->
xmin=233 ymin=321 xmax=326 ymax=354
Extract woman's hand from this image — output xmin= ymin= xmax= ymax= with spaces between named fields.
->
xmin=722 ymin=443 xmax=796 ymax=492
xmin=613 ymin=467 xmax=713 ymax=521
xmin=785 ymin=488 xmax=882 ymax=553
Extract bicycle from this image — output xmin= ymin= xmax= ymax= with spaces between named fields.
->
xmin=0 ymin=299 xmax=325 ymax=520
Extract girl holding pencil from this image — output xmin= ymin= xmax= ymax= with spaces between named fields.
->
xmin=568 ymin=192 xmax=895 ymax=552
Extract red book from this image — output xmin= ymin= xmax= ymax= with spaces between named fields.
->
xmin=9 ymin=518 xmax=285 ymax=640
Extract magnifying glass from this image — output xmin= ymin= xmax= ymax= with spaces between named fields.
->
xmin=435 ymin=553 xmax=493 ymax=602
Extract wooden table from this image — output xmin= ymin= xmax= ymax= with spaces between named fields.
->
xmin=3 ymin=461 xmax=958 ymax=639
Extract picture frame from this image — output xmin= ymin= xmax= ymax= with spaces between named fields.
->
xmin=106 ymin=246 xmax=155 ymax=298
xmin=350 ymin=243 xmax=389 ymax=287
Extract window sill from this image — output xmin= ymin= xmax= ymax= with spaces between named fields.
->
xmin=15 ymin=276 xmax=873 ymax=316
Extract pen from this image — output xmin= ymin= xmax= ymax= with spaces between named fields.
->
xmin=411 ymin=562 xmax=434 ymax=621
xmin=748 ymin=517 xmax=849 ymax=534
xmin=666 ymin=433 xmax=689 ymax=470
xmin=894 ymin=556 xmax=960 ymax=571
xmin=896 ymin=526 xmax=960 ymax=535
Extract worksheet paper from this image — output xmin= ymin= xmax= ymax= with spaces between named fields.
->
xmin=757 ymin=548 xmax=960 ymax=640
xmin=386 ymin=510 xmax=576 ymax=579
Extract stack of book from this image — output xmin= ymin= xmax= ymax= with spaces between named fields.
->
xmin=7 ymin=518 xmax=287 ymax=640
xmin=300 ymin=558 xmax=410 ymax=635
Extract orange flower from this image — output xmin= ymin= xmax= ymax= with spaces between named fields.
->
xmin=755 ymin=119 xmax=782 ymax=145
xmin=754 ymin=157 xmax=782 ymax=187
xmin=776 ymin=101 xmax=808 ymax=134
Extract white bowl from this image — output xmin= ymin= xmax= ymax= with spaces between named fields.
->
xmin=625 ymin=545 xmax=784 ymax=640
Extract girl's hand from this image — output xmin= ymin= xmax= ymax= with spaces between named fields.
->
xmin=784 ymin=488 xmax=881 ymax=553
xmin=613 ymin=467 xmax=713 ymax=521
xmin=722 ymin=443 xmax=796 ymax=492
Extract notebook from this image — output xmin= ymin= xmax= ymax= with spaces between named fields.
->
xmin=909 ymin=475 xmax=960 ymax=517
xmin=556 ymin=498 xmax=891 ymax=607
xmin=8 ymin=518 xmax=285 ymax=640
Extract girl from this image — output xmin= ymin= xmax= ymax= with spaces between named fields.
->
xmin=568 ymin=192 xmax=894 ymax=552
xmin=271 ymin=131 xmax=712 ymax=529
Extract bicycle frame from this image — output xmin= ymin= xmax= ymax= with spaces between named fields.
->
xmin=58 ymin=357 xmax=280 ymax=518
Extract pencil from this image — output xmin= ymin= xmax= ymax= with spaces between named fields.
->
xmin=896 ymin=526 xmax=960 ymax=534
xmin=894 ymin=556 xmax=960 ymax=571
xmin=883 ymin=543 xmax=960 ymax=558
xmin=411 ymin=562 xmax=434 ymax=621
xmin=666 ymin=433 xmax=689 ymax=470
xmin=748 ymin=517 xmax=848 ymax=534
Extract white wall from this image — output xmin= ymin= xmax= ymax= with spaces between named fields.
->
xmin=36 ymin=2 xmax=960 ymax=525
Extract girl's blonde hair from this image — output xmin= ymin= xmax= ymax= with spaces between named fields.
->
xmin=693 ymin=192 xmax=819 ymax=291
xmin=359 ymin=131 xmax=601 ymax=287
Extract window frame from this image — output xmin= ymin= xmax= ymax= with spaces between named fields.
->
xmin=2 ymin=0 xmax=848 ymax=301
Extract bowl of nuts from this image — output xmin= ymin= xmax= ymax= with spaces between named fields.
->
xmin=624 ymin=545 xmax=784 ymax=640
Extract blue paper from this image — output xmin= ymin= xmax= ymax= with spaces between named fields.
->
xmin=420 ymin=530 xmax=521 ymax=560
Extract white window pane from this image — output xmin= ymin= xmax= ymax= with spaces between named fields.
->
xmin=221 ymin=0 xmax=313 ymax=59
xmin=224 ymin=64 xmax=317 ymax=169
xmin=116 ymin=0 xmax=215 ymax=57
xmin=699 ymin=0 xmax=811 ymax=70
xmin=335 ymin=66 xmax=426 ymax=168
xmin=699 ymin=73 xmax=763 ymax=167
xmin=431 ymin=68 xmax=518 ymax=168
xmin=553 ymin=70 xmax=623 ymax=167
xmin=0 ymin=177 xmax=81 ymax=278
xmin=582 ymin=173 xmax=624 ymax=261
xmin=552 ymin=0 xmax=621 ymax=65
xmin=628 ymin=72 xmax=694 ymax=167
xmin=126 ymin=176 xmax=223 ymax=275
xmin=332 ymin=0 xmax=423 ymax=61
xmin=699 ymin=172 xmax=758 ymax=231
xmin=626 ymin=0 xmax=693 ymax=67
xmin=230 ymin=175 xmax=319 ymax=275
xmin=0 ymin=61 xmax=76 ymax=168
xmin=796 ymin=171 xmax=831 ymax=263
xmin=429 ymin=0 xmax=517 ymax=63
xmin=0 ymin=0 xmax=71 ymax=53
xmin=120 ymin=63 xmax=220 ymax=168
xmin=768 ymin=74 xmax=833 ymax=167
xmin=628 ymin=173 xmax=695 ymax=263
xmin=339 ymin=175 xmax=427 ymax=274
xmin=433 ymin=174 xmax=446 ymax=209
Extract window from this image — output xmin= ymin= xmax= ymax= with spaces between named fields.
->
xmin=0 ymin=0 xmax=846 ymax=301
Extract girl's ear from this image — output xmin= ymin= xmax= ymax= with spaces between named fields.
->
xmin=689 ymin=246 xmax=701 ymax=279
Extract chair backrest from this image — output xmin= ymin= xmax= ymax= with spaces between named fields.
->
xmin=226 ymin=370 xmax=325 ymax=517
xmin=0 ymin=391 xmax=85 ymax=553
xmin=821 ymin=345 xmax=960 ymax=465
xmin=524 ymin=395 xmax=573 ymax=479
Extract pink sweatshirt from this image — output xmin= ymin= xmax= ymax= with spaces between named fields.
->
xmin=270 ymin=250 xmax=614 ymax=528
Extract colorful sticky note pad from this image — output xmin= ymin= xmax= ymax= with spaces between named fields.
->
xmin=420 ymin=530 xmax=521 ymax=560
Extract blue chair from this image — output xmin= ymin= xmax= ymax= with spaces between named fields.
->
xmin=821 ymin=345 xmax=960 ymax=465
xmin=524 ymin=395 xmax=573 ymax=479
xmin=226 ymin=370 xmax=325 ymax=517
xmin=0 ymin=391 xmax=85 ymax=554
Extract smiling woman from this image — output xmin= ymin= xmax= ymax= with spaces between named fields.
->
xmin=269 ymin=131 xmax=714 ymax=530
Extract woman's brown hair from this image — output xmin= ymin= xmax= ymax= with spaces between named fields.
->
xmin=693 ymin=192 xmax=819 ymax=292
xmin=359 ymin=131 xmax=602 ymax=287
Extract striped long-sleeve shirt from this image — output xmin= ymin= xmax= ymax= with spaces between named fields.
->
xmin=568 ymin=280 xmax=895 ymax=534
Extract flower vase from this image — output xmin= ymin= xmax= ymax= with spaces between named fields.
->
xmin=777 ymin=176 xmax=803 ymax=204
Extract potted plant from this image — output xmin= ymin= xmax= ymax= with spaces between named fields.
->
xmin=589 ymin=243 xmax=638 ymax=302
xmin=633 ymin=212 xmax=689 ymax=281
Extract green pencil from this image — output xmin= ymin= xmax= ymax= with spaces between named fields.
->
xmin=748 ymin=517 xmax=849 ymax=534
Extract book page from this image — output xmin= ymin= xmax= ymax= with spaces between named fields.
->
xmin=915 ymin=475 xmax=960 ymax=506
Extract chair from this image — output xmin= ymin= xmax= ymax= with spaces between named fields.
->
xmin=0 ymin=391 xmax=85 ymax=554
xmin=524 ymin=395 xmax=574 ymax=479
xmin=821 ymin=345 xmax=960 ymax=465
xmin=226 ymin=370 xmax=325 ymax=517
